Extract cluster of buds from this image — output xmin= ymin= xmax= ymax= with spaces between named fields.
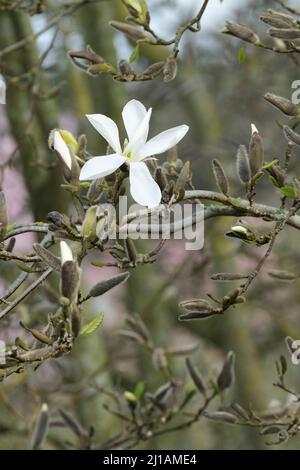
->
xmin=153 ymin=150 xmax=190 ymax=203
xmin=224 ymin=10 xmax=300 ymax=52
xmin=121 ymin=0 xmax=150 ymax=25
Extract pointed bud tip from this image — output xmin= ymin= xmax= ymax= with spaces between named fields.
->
xmin=60 ymin=241 xmax=73 ymax=265
xmin=251 ymin=123 xmax=259 ymax=135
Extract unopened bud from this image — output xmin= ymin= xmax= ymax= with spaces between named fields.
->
xmin=212 ymin=159 xmax=229 ymax=196
xmin=249 ymin=124 xmax=264 ymax=175
xmin=260 ymin=10 xmax=297 ymax=29
xmin=142 ymin=61 xmax=164 ymax=78
xmin=236 ymin=145 xmax=250 ymax=183
xmin=283 ymin=125 xmax=300 ymax=146
xmin=109 ymin=21 xmax=155 ymax=43
xmin=223 ymin=21 xmax=260 ymax=44
xmin=82 ymin=205 xmax=97 ymax=241
xmin=88 ymin=272 xmax=130 ymax=298
xmin=163 ymin=57 xmax=177 ymax=82
xmin=268 ymin=28 xmax=300 ymax=40
xmin=31 ymin=403 xmax=49 ymax=450
xmin=203 ymin=410 xmax=238 ymax=424
xmin=118 ymin=60 xmax=135 ymax=80
xmin=264 ymin=92 xmax=299 ymax=116
xmin=61 ymin=260 xmax=80 ymax=302
xmin=217 ymin=351 xmax=235 ymax=391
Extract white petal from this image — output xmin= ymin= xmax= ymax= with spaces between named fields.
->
xmin=124 ymin=108 xmax=152 ymax=155
xmin=122 ymin=99 xmax=147 ymax=142
xmin=86 ymin=114 xmax=121 ymax=153
xmin=251 ymin=123 xmax=259 ymax=135
xmin=0 ymin=78 xmax=6 ymax=104
xmin=53 ymin=131 xmax=72 ymax=170
xmin=137 ymin=124 xmax=189 ymax=159
xmin=79 ymin=154 xmax=126 ymax=181
xmin=60 ymin=241 xmax=73 ymax=265
xmin=129 ymin=162 xmax=161 ymax=208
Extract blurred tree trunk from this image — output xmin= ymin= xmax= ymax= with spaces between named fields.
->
xmin=0 ymin=12 xmax=65 ymax=220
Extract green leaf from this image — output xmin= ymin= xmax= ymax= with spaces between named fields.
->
xmin=130 ymin=44 xmax=140 ymax=63
xmin=80 ymin=313 xmax=104 ymax=337
xmin=134 ymin=381 xmax=145 ymax=399
xmin=279 ymin=186 xmax=296 ymax=198
xmin=238 ymin=47 xmax=246 ymax=64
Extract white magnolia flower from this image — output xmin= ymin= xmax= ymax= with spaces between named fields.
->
xmin=0 ymin=78 xmax=6 ymax=105
xmin=79 ymin=99 xmax=189 ymax=208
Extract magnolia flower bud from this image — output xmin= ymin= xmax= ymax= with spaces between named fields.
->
xmin=154 ymin=167 xmax=167 ymax=192
xmin=203 ymin=411 xmax=238 ymax=424
xmin=142 ymin=61 xmax=164 ymax=78
xmin=68 ymin=47 xmax=104 ymax=68
xmin=264 ymin=92 xmax=299 ymax=116
xmin=264 ymin=10 xmax=297 ymax=28
xmin=226 ymin=221 xmax=257 ymax=243
xmin=283 ymin=125 xmax=300 ymax=146
xmin=212 ymin=159 xmax=229 ymax=196
xmin=223 ymin=21 xmax=260 ymax=44
xmin=31 ymin=404 xmax=49 ymax=450
xmin=217 ymin=351 xmax=235 ymax=391
xmin=109 ymin=21 xmax=155 ymax=43
xmin=88 ymin=272 xmax=130 ymax=298
xmin=81 ymin=205 xmax=98 ymax=240
xmin=268 ymin=28 xmax=300 ymax=40
xmin=260 ymin=10 xmax=297 ymax=29
xmin=185 ymin=357 xmax=206 ymax=396
xmin=249 ymin=124 xmax=264 ymax=176
xmin=121 ymin=0 xmax=149 ymax=24
xmin=33 ymin=243 xmax=61 ymax=272
xmin=50 ymin=130 xmax=71 ymax=170
xmin=61 ymin=261 xmax=80 ymax=302
xmin=163 ymin=57 xmax=177 ymax=82
xmin=236 ymin=145 xmax=250 ymax=183
xmin=122 ymin=0 xmax=142 ymax=16
xmin=50 ymin=130 xmax=80 ymax=183
xmin=118 ymin=59 xmax=135 ymax=81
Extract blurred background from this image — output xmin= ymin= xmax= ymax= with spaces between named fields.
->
xmin=1 ymin=0 xmax=300 ymax=450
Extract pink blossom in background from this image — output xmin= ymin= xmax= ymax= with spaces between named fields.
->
xmin=0 ymin=111 xmax=34 ymax=253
